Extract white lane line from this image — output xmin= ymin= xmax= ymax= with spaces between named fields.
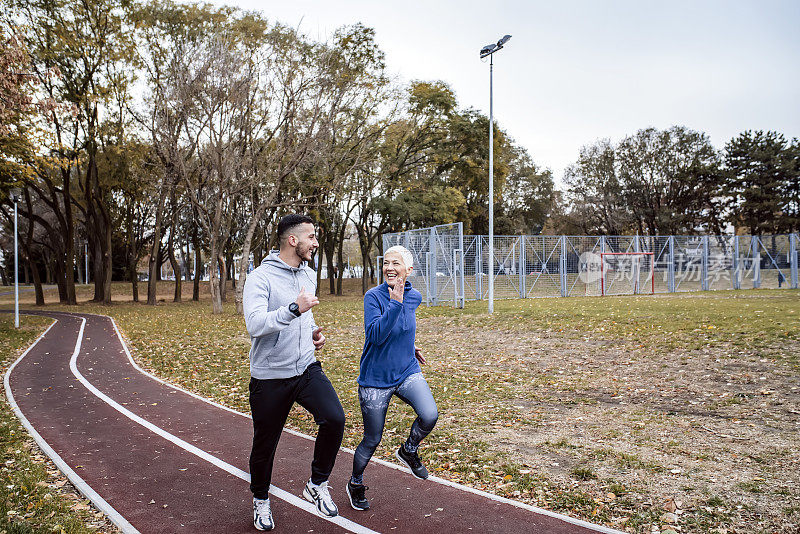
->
xmin=3 ymin=317 xmax=140 ymax=534
xmin=71 ymin=314 xmax=378 ymax=534
xmin=107 ymin=313 xmax=625 ymax=534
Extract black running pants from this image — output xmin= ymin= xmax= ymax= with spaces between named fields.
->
xmin=249 ymin=362 xmax=345 ymax=499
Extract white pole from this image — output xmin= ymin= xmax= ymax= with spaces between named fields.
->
xmin=14 ymin=198 xmax=19 ymax=328
xmin=85 ymin=243 xmax=89 ymax=284
xmin=488 ymin=53 xmax=494 ymax=314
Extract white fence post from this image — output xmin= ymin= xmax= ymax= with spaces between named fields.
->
xmin=732 ymin=236 xmax=741 ymax=290
xmin=519 ymin=235 xmax=526 ymax=298
xmin=599 ymin=236 xmax=606 ymax=296
xmin=424 ymin=251 xmax=431 ymax=306
xmin=560 ymin=235 xmax=567 ymax=297
xmin=701 ymin=235 xmax=709 ymax=291
xmin=476 ymin=238 xmax=483 ymax=300
xmin=791 ymin=233 xmax=798 ymax=289
xmin=668 ymin=236 xmax=675 ymax=293
xmin=753 ymin=237 xmax=761 ymax=289
xmin=429 ymin=227 xmax=437 ymax=305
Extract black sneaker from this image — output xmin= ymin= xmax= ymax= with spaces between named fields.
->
xmin=396 ymin=445 xmax=429 ymax=480
xmin=346 ymin=480 xmax=370 ymax=511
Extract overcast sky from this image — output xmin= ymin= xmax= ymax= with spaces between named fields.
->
xmin=208 ymin=0 xmax=800 ymax=185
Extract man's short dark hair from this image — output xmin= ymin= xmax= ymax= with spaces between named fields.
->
xmin=277 ymin=213 xmax=314 ymax=243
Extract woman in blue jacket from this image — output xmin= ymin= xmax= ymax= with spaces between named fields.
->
xmin=345 ymin=245 xmax=438 ymax=511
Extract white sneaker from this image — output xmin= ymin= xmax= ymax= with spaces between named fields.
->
xmin=253 ymin=497 xmax=274 ymax=531
xmin=302 ymin=479 xmax=338 ymax=517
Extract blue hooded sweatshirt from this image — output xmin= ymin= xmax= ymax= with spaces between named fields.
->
xmin=358 ymin=280 xmax=423 ymax=388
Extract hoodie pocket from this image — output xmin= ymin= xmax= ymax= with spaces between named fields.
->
xmin=266 ymin=331 xmax=282 ymax=367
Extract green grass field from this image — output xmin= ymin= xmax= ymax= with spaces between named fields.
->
xmin=1 ymin=281 xmax=798 ymax=533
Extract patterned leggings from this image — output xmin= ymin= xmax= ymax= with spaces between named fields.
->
xmin=351 ymin=373 xmax=438 ymax=484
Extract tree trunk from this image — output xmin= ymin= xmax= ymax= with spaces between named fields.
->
xmin=361 ymin=250 xmax=371 ymax=294
xmin=193 ymin=242 xmax=201 ymax=302
xmin=22 ymin=191 xmax=44 ymax=305
xmin=355 ymin=224 xmax=372 ymax=295
xmin=184 ymin=240 xmax=192 ymax=283
xmin=336 ymin=243 xmax=345 ymax=296
xmin=130 ymin=260 xmax=139 ymax=302
xmin=147 ymin=178 xmax=170 ymax=305
xmin=209 ymin=243 xmax=223 ymax=314
xmin=235 ymin=207 xmax=268 ymax=314
xmin=62 ymin=189 xmax=77 ymax=305
xmin=100 ymin=215 xmax=113 ymax=304
xmin=226 ymin=251 xmax=234 ymax=291
xmin=30 ymin=258 xmax=44 ymax=306
xmin=168 ymin=227 xmax=182 ymax=303
xmin=315 ymin=249 xmax=322 ymax=297
xmin=326 ymin=245 xmax=336 ymax=295
xmin=191 ymin=216 xmax=201 ymax=301
xmin=218 ymin=255 xmax=227 ymax=303
xmin=85 ymin=130 xmax=112 ymax=305
xmin=236 ymin=256 xmax=248 ymax=314
xmin=320 ymin=226 xmax=336 ymax=295
xmin=54 ymin=259 xmax=67 ymax=303
xmin=91 ymin=237 xmax=104 ymax=302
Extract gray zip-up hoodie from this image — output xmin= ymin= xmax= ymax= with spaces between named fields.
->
xmin=242 ymin=251 xmax=319 ymax=379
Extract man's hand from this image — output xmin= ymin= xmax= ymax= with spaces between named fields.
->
xmin=388 ymin=276 xmax=405 ymax=303
xmin=295 ymin=286 xmax=319 ymax=313
xmin=313 ymin=327 xmax=325 ymax=351
xmin=414 ymin=345 xmax=426 ymax=365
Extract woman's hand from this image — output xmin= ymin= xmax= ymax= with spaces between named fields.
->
xmin=389 ymin=275 xmax=405 ymax=303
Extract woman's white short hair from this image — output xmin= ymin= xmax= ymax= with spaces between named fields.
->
xmin=384 ymin=245 xmax=414 ymax=270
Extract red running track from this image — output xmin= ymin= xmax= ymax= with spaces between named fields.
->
xmin=5 ymin=311 xmax=624 ymax=534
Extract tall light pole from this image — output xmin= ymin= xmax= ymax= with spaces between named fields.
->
xmin=480 ymin=34 xmax=511 ymax=314
xmin=10 ymin=188 xmax=21 ymax=328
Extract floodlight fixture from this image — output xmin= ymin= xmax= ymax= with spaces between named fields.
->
xmin=497 ymin=34 xmax=512 ymax=47
xmin=479 ymin=44 xmax=496 ymax=58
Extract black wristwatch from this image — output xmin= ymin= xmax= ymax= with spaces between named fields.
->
xmin=288 ymin=302 xmax=302 ymax=317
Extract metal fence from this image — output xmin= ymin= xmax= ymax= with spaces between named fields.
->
xmin=381 ymin=225 xmax=800 ymax=307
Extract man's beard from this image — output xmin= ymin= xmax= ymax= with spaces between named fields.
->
xmin=296 ymin=243 xmax=315 ymax=263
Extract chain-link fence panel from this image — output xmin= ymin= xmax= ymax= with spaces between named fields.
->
xmin=707 ymin=235 xmax=736 ymax=291
xmin=462 ymin=236 xmax=480 ymax=301
xmin=637 ymin=235 xmax=671 ymax=293
xmin=756 ymin=235 xmax=793 ymax=289
xmin=736 ymin=235 xmax=757 ymax=290
xmin=563 ymin=236 xmax=604 ymax=297
xmin=672 ymin=236 xmax=704 ymax=292
xmin=524 ymin=235 xmax=563 ymax=298
xmin=487 ymin=236 xmax=523 ymax=299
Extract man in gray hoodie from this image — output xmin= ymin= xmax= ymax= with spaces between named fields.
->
xmin=243 ymin=214 xmax=345 ymax=531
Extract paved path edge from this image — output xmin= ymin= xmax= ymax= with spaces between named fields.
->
xmin=3 ymin=315 xmax=140 ymax=534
